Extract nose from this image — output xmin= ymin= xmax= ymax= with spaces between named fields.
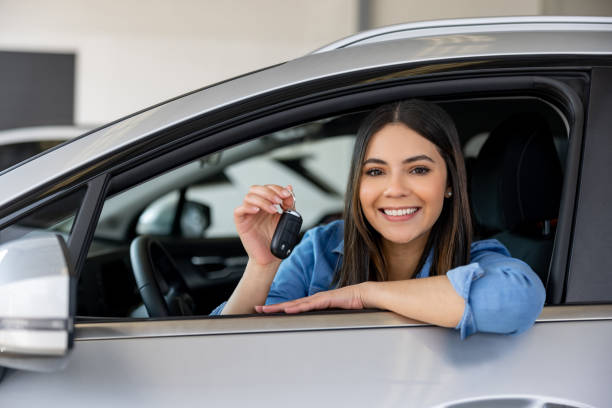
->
xmin=383 ymin=172 xmax=410 ymax=198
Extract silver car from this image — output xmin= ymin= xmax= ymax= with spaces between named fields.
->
xmin=1 ymin=16 xmax=611 ymax=407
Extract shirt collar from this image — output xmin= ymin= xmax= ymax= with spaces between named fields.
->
xmin=416 ymin=247 xmax=434 ymax=278
xmin=332 ymin=240 xmax=344 ymax=254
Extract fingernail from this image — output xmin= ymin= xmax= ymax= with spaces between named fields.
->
xmin=275 ymin=196 xmax=283 ymax=204
xmin=281 ymin=190 xmax=291 ymax=197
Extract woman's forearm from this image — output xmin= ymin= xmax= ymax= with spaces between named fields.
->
xmin=360 ymin=276 xmax=465 ymax=328
xmin=221 ymin=259 xmax=281 ymax=315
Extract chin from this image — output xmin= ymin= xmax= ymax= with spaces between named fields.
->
xmin=381 ymin=232 xmax=422 ymax=245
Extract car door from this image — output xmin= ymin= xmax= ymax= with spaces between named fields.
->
xmin=1 ymin=53 xmax=611 ymax=408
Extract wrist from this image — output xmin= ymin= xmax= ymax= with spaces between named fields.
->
xmin=248 ymin=257 xmax=282 ymax=269
xmin=244 ymin=258 xmax=282 ymax=282
xmin=358 ymin=281 xmax=380 ymax=310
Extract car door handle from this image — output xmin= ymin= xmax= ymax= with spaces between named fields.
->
xmin=191 ymin=256 xmax=225 ymax=270
xmin=190 ymin=255 xmax=248 ymax=279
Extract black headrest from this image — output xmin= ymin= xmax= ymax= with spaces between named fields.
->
xmin=470 ymin=113 xmax=563 ymax=232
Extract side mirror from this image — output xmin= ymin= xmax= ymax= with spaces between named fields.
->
xmin=180 ymin=201 xmax=211 ymax=238
xmin=0 ymin=234 xmax=73 ymax=372
xmin=137 ymin=194 xmax=211 ymax=238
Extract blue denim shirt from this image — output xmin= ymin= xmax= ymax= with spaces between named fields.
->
xmin=211 ymin=220 xmax=546 ymax=338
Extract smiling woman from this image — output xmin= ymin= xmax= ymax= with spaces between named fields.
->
xmin=213 ymin=100 xmax=546 ymax=338
xmin=343 ymin=100 xmax=469 ymax=286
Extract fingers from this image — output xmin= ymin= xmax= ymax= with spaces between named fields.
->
xmin=255 ymin=294 xmax=330 ymax=314
xmin=282 ymin=184 xmax=296 ymax=210
xmin=239 ymin=184 xmax=293 ymax=215
xmin=254 ymin=286 xmax=365 ymax=315
xmin=265 ymin=184 xmax=295 ymax=211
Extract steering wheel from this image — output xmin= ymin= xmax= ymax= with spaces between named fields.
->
xmin=129 ymin=236 xmax=195 ymax=317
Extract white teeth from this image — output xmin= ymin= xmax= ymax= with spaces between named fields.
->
xmin=383 ymin=208 xmax=417 ymax=216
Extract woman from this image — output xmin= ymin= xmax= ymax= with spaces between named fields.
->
xmin=211 ymin=99 xmax=545 ymax=338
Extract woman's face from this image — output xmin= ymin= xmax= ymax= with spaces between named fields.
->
xmin=359 ymin=123 xmax=449 ymax=248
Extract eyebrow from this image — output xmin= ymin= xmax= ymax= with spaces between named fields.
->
xmin=363 ymin=154 xmax=435 ymax=166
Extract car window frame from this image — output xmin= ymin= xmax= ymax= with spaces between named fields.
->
xmin=0 ymin=70 xmax=589 ymax=329
xmin=70 ymin=73 xmax=583 ymax=319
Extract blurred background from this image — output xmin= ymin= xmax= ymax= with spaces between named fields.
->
xmin=0 ymin=0 xmax=611 ymax=167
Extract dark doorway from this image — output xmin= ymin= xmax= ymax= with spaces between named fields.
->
xmin=0 ymin=50 xmax=75 ymax=131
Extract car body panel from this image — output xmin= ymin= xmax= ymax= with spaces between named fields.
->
xmin=1 ymin=23 xmax=612 ymax=208
xmin=1 ymin=308 xmax=611 ymax=407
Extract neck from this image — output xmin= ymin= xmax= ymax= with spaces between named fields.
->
xmin=381 ymin=233 xmax=429 ymax=281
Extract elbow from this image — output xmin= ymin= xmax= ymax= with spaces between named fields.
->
xmin=497 ymin=291 xmax=545 ymax=335
xmin=514 ymin=281 xmax=546 ymax=333
xmin=472 ymin=277 xmax=546 ymax=335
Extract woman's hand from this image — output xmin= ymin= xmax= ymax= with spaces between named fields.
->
xmin=234 ymin=184 xmax=295 ymax=266
xmin=254 ymin=283 xmax=368 ymax=314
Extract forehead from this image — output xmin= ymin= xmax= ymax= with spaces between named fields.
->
xmin=364 ymin=123 xmax=442 ymax=160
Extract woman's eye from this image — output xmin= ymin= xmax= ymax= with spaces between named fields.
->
xmin=411 ymin=166 xmax=430 ymax=175
xmin=365 ymin=168 xmax=383 ymax=176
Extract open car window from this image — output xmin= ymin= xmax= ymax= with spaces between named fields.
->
xmin=78 ymin=95 xmax=569 ymax=319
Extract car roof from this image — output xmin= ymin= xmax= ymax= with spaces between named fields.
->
xmin=2 ymin=16 xmax=612 ymax=206
xmin=314 ymin=16 xmax=612 ymax=52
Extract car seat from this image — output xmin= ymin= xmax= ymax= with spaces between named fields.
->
xmin=470 ymin=113 xmax=563 ymax=284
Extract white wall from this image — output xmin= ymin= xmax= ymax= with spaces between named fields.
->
xmin=1 ymin=0 xmax=611 ymax=126
xmin=369 ymin=0 xmax=540 ymax=27
xmin=367 ymin=0 xmax=612 ymax=28
xmin=0 ymin=0 xmax=357 ymax=124
xmin=541 ymin=0 xmax=612 ymax=15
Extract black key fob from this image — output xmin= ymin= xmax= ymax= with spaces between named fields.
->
xmin=270 ymin=210 xmax=303 ymax=259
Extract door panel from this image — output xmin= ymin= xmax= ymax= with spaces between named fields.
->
xmin=0 ymin=317 xmax=609 ymax=407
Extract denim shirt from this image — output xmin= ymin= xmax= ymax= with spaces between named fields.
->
xmin=210 ymin=220 xmax=546 ymax=338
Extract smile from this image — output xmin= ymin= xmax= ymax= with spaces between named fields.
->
xmin=381 ymin=207 xmax=419 ymax=217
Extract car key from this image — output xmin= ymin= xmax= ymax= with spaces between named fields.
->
xmin=270 ymin=189 xmax=303 ymax=259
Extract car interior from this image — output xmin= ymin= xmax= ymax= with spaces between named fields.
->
xmin=0 ymin=93 xmax=570 ymax=320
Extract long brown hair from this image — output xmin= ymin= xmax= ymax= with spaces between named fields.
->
xmin=334 ymin=99 xmax=472 ymax=287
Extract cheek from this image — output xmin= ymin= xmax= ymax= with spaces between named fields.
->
xmin=358 ymin=184 xmax=379 ymax=228
xmin=413 ymin=176 xmax=446 ymax=209
xmin=425 ymin=182 xmax=446 ymax=200
xmin=424 ymin=178 xmax=447 ymax=210
xmin=358 ymin=181 xmax=376 ymax=209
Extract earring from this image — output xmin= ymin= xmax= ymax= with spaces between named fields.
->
xmin=446 ymin=190 xmax=452 ymax=198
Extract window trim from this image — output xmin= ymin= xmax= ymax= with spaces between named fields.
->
xmin=68 ymin=174 xmax=110 ymax=273
xmin=74 ymin=305 xmax=612 ymax=341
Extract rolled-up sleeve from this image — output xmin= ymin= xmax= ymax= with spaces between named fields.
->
xmin=446 ymin=239 xmax=546 ymax=339
xmin=209 ymin=301 xmax=227 ymax=316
